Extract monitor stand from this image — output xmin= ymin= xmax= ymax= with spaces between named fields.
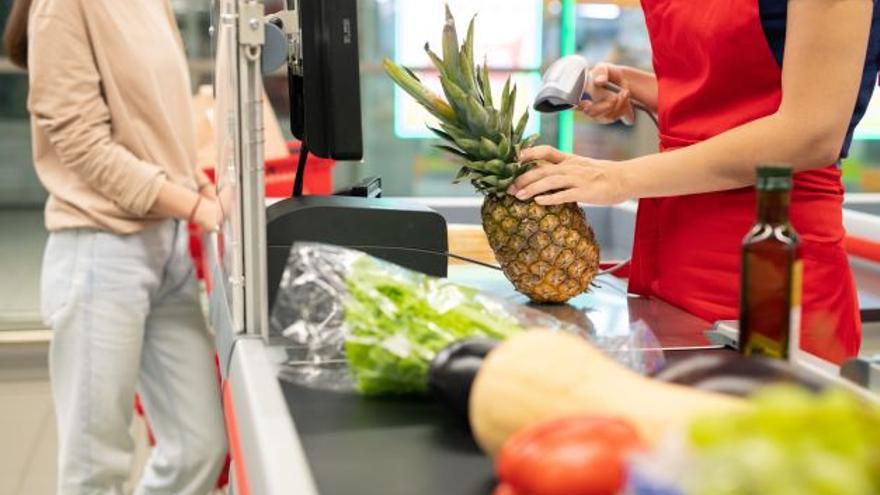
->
xmin=265 ymin=177 xmax=449 ymax=312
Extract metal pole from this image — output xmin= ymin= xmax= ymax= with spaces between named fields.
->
xmin=215 ymin=0 xmax=246 ymax=334
xmin=237 ymin=1 xmax=269 ymax=338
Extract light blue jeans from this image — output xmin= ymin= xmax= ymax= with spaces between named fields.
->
xmin=42 ymin=220 xmax=227 ymax=495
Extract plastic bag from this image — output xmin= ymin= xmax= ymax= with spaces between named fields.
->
xmin=271 ymin=243 xmax=665 ymax=395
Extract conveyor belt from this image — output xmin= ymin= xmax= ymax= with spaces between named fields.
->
xmin=275 ymin=267 xmax=721 ymax=495
xmin=278 ymin=349 xmax=728 ymax=495
xmin=273 ymin=265 xmax=880 ymax=495
xmin=220 ymin=203 xmax=880 ymax=495
xmin=280 ymin=381 xmax=495 ymax=495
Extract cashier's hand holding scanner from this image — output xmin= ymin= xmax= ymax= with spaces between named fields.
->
xmin=577 ymin=63 xmax=644 ymax=126
xmin=512 ymin=0 xmax=874 ymax=364
xmin=511 ymin=0 xmax=869 ymax=206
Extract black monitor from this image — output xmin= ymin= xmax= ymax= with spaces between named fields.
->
xmin=265 ymin=0 xmax=448 ymax=311
xmin=288 ymin=0 xmax=363 ymax=161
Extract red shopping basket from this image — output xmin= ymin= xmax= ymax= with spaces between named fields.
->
xmin=265 ymin=142 xmax=335 ymax=197
xmin=201 ymin=141 xmax=335 ymax=197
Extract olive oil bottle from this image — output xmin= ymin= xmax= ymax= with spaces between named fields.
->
xmin=739 ymin=165 xmax=802 ymax=359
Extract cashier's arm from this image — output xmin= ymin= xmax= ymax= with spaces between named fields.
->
xmin=511 ymin=0 xmax=873 ymax=205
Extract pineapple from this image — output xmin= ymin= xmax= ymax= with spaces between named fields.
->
xmin=383 ymin=7 xmax=599 ymax=303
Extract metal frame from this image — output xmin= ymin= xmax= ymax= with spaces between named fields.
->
xmin=212 ymin=0 xmax=246 ymax=335
xmin=236 ymin=0 xmax=271 ymax=339
xmin=272 ymin=0 xmax=303 ymax=75
xmin=227 ymin=339 xmax=320 ymax=494
xmin=209 ymin=0 xmax=270 ymax=339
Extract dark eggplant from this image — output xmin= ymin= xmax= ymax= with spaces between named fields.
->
xmin=653 ymin=353 xmax=826 ymax=397
xmin=428 ymin=339 xmax=499 ymax=420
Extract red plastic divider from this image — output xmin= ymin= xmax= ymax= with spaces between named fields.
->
xmin=844 ymin=235 xmax=880 ymax=264
xmin=223 ymin=381 xmax=252 ymax=495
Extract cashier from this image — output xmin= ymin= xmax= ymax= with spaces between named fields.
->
xmin=4 ymin=0 xmax=226 ymax=492
xmin=510 ymin=0 xmax=878 ymax=363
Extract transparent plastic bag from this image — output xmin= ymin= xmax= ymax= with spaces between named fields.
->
xmin=271 ymin=243 xmax=665 ymax=395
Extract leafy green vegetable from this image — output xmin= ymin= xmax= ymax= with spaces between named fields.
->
xmin=686 ymin=386 xmax=880 ymax=495
xmin=343 ymin=256 xmax=524 ymax=395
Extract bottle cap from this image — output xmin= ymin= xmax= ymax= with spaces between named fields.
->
xmin=756 ymin=165 xmax=793 ymax=191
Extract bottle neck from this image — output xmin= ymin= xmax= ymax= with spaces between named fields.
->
xmin=757 ymin=189 xmax=791 ymax=225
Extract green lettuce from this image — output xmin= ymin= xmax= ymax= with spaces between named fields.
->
xmin=343 ymin=256 xmax=523 ymax=395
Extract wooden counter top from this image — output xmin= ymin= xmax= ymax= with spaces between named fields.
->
xmin=447 ymin=224 xmax=496 ymax=266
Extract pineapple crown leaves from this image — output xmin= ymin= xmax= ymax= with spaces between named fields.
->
xmin=382 ymin=5 xmax=540 ymax=197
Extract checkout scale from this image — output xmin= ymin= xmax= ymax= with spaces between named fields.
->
xmin=207 ymin=1 xmax=880 ymax=493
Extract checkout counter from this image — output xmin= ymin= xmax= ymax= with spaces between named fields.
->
xmin=207 ymin=2 xmax=880 ymax=494
xmin=212 ymin=215 xmax=715 ymax=495
xmin=210 ymin=200 xmax=880 ymax=495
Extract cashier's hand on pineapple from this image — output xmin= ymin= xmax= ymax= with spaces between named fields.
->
xmin=508 ymin=63 xmax=638 ymax=206
xmin=508 ymin=148 xmax=624 ymax=206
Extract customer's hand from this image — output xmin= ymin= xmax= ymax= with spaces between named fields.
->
xmin=580 ymin=63 xmax=635 ymax=125
xmin=509 ymin=146 xmax=627 ymax=206
xmin=193 ymin=198 xmax=223 ymax=232
xmin=199 ymin=183 xmax=217 ymax=200
xmin=196 ymin=168 xmax=216 ymax=200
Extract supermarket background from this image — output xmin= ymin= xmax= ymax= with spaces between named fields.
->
xmin=1 ymin=0 xmax=879 ymax=324
xmin=0 ymin=1 xmax=879 ymax=492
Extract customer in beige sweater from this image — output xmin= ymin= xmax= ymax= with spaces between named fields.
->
xmin=5 ymin=0 xmax=228 ymax=493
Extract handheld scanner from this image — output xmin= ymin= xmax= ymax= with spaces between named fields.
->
xmin=533 ymin=54 xmax=659 ymax=127
xmin=533 ymin=55 xmax=591 ymax=113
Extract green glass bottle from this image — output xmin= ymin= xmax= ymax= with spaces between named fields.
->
xmin=739 ymin=165 xmax=802 ymax=359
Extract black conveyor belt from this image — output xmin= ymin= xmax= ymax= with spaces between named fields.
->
xmin=280 ymin=381 xmax=495 ymax=495
xmin=278 ymin=350 xmax=728 ymax=495
xmin=276 ymin=267 xmax=722 ymax=495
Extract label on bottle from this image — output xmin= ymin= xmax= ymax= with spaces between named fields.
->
xmin=789 ymin=259 xmax=803 ymax=356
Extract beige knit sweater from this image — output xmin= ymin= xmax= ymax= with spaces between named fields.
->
xmin=27 ymin=0 xmax=206 ymax=233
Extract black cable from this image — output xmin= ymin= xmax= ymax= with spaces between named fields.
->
xmin=635 ymin=104 xmax=660 ymax=127
xmin=444 ymin=252 xmax=502 ymax=271
xmin=597 ymin=258 xmax=631 ymax=276
xmin=292 ymin=143 xmax=309 ymax=197
xmin=351 ymin=245 xmax=631 ymax=275
xmin=347 ymin=245 xmax=503 ymax=271
xmin=600 ymin=81 xmax=659 ymax=128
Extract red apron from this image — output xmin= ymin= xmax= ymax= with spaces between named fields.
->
xmin=634 ymin=0 xmax=862 ymax=363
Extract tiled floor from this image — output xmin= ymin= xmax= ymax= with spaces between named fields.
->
xmin=0 ymin=348 xmax=54 ymax=495
xmin=0 ymin=343 xmax=151 ymax=495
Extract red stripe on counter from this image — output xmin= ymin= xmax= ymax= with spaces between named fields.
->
xmin=845 ymin=235 xmax=880 ymax=264
xmin=223 ymin=380 xmax=252 ymax=495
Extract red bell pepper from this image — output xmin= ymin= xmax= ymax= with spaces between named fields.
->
xmin=493 ymin=416 xmax=644 ymax=495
